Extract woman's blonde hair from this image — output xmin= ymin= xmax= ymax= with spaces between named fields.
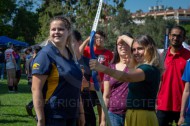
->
xmin=131 ymin=35 xmax=162 ymax=71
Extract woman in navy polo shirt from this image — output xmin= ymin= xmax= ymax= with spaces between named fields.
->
xmin=32 ymin=16 xmax=84 ymax=126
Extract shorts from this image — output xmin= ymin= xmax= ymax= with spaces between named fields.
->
xmin=6 ymin=68 xmax=16 ymax=78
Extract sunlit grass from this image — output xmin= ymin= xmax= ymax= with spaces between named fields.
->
xmin=1 ymin=75 xmax=177 ymax=126
xmin=0 ymin=76 xmax=36 ymax=126
xmin=0 ymin=76 xmax=99 ymax=126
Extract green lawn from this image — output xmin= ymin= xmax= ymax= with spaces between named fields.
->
xmin=1 ymin=76 xmax=177 ymax=126
xmin=0 ymin=76 xmax=99 ymax=126
xmin=0 ymin=76 xmax=36 ymax=126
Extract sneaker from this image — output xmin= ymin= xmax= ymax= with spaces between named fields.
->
xmin=25 ymin=105 xmax=33 ymax=117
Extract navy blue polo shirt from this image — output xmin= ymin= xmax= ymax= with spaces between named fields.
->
xmin=32 ymin=43 xmax=82 ymax=119
xmin=78 ymin=56 xmax=91 ymax=81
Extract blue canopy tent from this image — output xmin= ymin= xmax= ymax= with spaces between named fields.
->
xmin=0 ymin=36 xmax=29 ymax=47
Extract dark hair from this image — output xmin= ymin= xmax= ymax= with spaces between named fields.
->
xmin=72 ymin=30 xmax=82 ymax=42
xmin=24 ymin=47 xmax=32 ymax=54
xmin=96 ymin=30 xmax=106 ymax=38
xmin=33 ymin=46 xmax=42 ymax=54
xmin=7 ymin=42 xmax=13 ymax=48
xmin=170 ymin=25 xmax=186 ymax=37
xmin=111 ymin=33 xmax=133 ymax=64
xmin=14 ymin=47 xmax=20 ymax=52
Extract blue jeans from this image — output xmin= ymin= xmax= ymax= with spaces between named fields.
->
xmin=0 ymin=63 xmax=5 ymax=79
xmin=108 ymin=111 xmax=125 ymax=126
xmin=181 ymin=115 xmax=190 ymax=126
xmin=45 ymin=118 xmax=77 ymax=126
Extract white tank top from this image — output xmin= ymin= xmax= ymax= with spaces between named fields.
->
xmin=5 ymin=49 xmax=15 ymax=69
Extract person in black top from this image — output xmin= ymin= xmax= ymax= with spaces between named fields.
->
xmin=0 ymin=47 xmax=5 ymax=80
xmin=72 ymin=30 xmax=96 ymax=126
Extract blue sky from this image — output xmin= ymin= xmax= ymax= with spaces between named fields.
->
xmin=115 ymin=0 xmax=190 ymax=13
xmin=34 ymin=1 xmax=190 ymax=13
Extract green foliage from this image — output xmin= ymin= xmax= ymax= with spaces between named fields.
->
xmin=0 ymin=0 xmax=39 ymax=45
xmin=131 ymin=16 xmax=177 ymax=48
xmin=0 ymin=0 xmax=16 ymax=24
xmin=105 ymin=8 xmax=133 ymax=50
xmin=35 ymin=0 xmax=64 ymax=43
xmin=0 ymin=0 xmax=189 ymax=49
xmin=182 ymin=24 xmax=190 ymax=44
xmin=12 ymin=7 xmax=39 ymax=45
xmin=0 ymin=0 xmax=16 ymax=37
xmin=34 ymin=0 xmax=128 ymax=49
xmin=0 ymin=24 xmax=13 ymax=37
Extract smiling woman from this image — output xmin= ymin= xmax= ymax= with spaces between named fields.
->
xmin=89 ymin=34 xmax=161 ymax=126
xmin=31 ymin=16 xmax=84 ymax=126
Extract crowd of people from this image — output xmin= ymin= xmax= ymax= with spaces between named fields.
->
xmin=0 ymin=42 xmax=43 ymax=118
xmin=1 ymin=15 xmax=190 ymax=126
xmin=0 ymin=43 xmax=42 ymax=92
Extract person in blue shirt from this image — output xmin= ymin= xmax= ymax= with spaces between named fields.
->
xmin=178 ymin=59 xmax=190 ymax=126
xmin=32 ymin=16 xmax=84 ymax=126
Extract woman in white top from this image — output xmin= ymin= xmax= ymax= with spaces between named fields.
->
xmin=5 ymin=42 xmax=16 ymax=92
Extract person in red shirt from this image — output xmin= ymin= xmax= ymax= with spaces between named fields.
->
xmin=79 ymin=30 xmax=113 ymax=124
xmin=157 ymin=26 xmax=190 ymax=126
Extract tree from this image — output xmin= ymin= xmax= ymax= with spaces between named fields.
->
xmin=35 ymin=0 xmax=127 ymax=49
xmin=0 ymin=0 xmax=40 ymax=45
xmin=104 ymin=8 xmax=133 ymax=49
xmin=0 ymin=0 xmax=16 ymax=36
xmin=35 ymin=0 xmax=72 ymax=42
xmin=182 ymin=24 xmax=190 ymax=44
xmin=0 ymin=0 xmax=16 ymax=24
xmin=167 ymin=6 xmax=174 ymax=10
xmin=131 ymin=16 xmax=176 ymax=48
xmin=136 ymin=9 xmax=143 ymax=14
xmin=12 ymin=7 xmax=39 ymax=45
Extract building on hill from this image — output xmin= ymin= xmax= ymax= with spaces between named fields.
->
xmin=132 ymin=6 xmax=190 ymax=24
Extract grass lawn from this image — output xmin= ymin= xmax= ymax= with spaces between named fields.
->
xmin=0 ymin=75 xmax=99 ymax=126
xmin=1 ymin=75 xmax=177 ymax=126
xmin=0 ymin=76 xmax=36 ymax=126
